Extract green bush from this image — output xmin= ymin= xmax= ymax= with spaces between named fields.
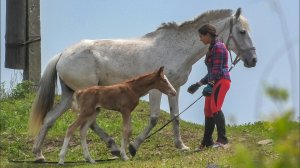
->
xmin=10 ymin=80 xmax=35 ymax=99
xmin=0 ymin=82 xmax=7 ymax=99
xmin=230 ymin=85 xmax=299 ymax=168
xmin=230 ymin=111 xmax=299 ymax=168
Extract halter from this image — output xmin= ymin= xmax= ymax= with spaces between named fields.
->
xmin=225 ymin=18 xmax=256 ymax=71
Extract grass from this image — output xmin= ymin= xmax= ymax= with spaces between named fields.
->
xmin=0 ymin=91 xmax=299 ymax=168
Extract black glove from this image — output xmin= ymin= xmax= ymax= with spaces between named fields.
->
xmin=202 ymin=83 xmax=213 ymax=97
xmin=187 ymin=82 xmax=200 ymax=94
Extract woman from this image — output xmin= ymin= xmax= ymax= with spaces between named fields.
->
xmin=187 ymin=24 xmax=230 ymax=150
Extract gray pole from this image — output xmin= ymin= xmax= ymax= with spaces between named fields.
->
xmin=23 ymin=0 xmax=41 ymax=84
xmin=5 ymin=0 xmax=41 ymax=85
xmin=5 ymin=0 xmax=27 ymax=70
xmin=0 ymin=0 xmax=2 ymax=84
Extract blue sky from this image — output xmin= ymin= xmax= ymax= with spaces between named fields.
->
xmin=1 ymin=0 xmax=299 ymax=124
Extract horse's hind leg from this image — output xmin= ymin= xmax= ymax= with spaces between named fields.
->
xmin=33 ymin=81 xmax=73 ymax=162
xmin=90 ymin=121 xmax=120 ymax=157
xmin=129 ymin=89 xmax=162 ymax=157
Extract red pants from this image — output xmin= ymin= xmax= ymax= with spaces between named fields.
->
xmin=204 ymin=79 xmax=230 ymax=117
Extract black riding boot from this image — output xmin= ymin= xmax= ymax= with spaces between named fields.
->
xmin=214 ymin=111 xmax=228 ymax=144
xmin=200 ymin=117 xmax=215 ymax=147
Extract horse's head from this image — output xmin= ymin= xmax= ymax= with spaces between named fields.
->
xmin=225 ymin=8 xmax=257 ymax=68
xmin=154 ymin=66 xmax=177 ymax=96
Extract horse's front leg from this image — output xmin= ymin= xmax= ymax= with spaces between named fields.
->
xmin=129 ymin=90 xmax=162 ymax=157
xmin=120 ymin=112 xmax=132 ymax=160
xmin=168 ymin=87 xmax=189 ymax=150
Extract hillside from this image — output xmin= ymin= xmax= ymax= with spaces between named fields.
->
xmin=0 ymin=89 xmax=299 ymax=168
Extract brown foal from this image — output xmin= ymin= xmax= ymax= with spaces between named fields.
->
xmin=58 ymin=66 xmax=176 ymax=164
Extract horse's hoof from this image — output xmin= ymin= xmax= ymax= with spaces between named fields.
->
xmin=180 ymin=146 xmax=190 ymax=151
xmin=109 ymin=156 xmax=119 ymax=160
xmin=34 ymin=158 xmax=46 ymax=163
xmin=111 ymin=150 xmax=121 ymax=157
xmin=58 ymin=161 xmax=64 ymax=165
xmin=175 ymin=143 xmax=190 ymax=151
xmin=128 ymin=143 xmax=137 ymax=157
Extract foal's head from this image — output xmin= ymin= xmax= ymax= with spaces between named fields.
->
xmin=153 ymin=66 xmax=176 ymax=96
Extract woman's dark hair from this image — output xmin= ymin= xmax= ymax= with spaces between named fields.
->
xmin=198 ymin=24 xmax=217 ymax=38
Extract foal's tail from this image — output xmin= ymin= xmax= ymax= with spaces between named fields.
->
xmin=28 ymin=53 xmax=62 ymax=136
xmin=71 ymin=90 xmax=84 ymax=113
xmin=71 ymin=91 xmax=80 ymax=113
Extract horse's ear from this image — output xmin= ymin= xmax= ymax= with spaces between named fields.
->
xmin=157 ymin=66 xmax=164 ymax=76
xmin=235 ymin=8 xmax=242 ymax=19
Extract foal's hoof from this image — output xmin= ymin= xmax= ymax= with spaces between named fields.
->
xmin=34 ymin=158 xmax=46 ymax=163
xmin=87 ymin=159 xmax=96 ymax=164
xmin=58 ymin=158 xmax=65 ymax=165
xmin=128 ymin=143 xmax=137 ymax=157
xmin=121 ymin=154 xmax=130 ymax=161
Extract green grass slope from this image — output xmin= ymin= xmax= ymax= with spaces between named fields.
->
xmin=0 ymin=91 xmax=299 ymax=168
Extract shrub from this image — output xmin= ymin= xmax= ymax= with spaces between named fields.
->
xmin=10 ymin=80 xmax=35 ymax=99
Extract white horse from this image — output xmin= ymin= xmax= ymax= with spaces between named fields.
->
xmin=29 ymin=8 xmax=257 ymax=162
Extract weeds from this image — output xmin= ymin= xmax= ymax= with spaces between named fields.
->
xmin=230 ymin=85 xmax=300 ymax=168
xmin=0 ymin=82 xmax=299 ymax=167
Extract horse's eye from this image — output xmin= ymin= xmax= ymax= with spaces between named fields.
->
xmin=240 ymin=30 xmax=246 ymax=34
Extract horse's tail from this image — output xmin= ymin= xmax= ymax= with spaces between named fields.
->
xmin=28 ymin=53 xmax=62 ymax=136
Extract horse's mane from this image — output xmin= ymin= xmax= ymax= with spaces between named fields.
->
xmin=239 ymin=15 xmax=250 ymax=31
xmin=144 ymin=9 xmax=233 ymax=37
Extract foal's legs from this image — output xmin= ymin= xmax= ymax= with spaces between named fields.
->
xmin=129 ymin=90 xmax=162 ymax=156
xmin=33 ymin=82 xmax=119 ymax=161
xmin=120 ymin=112 xmax=132 ymax=160
xmin=167 ymin=87 xmax=189 ymax=150
xmin=80 ymin=116 xmax=97 ymax=163
xmin=33 ymin=82 xmax=73 ymax=162
xmin=58 ymin=116 xmax=87 ymax=165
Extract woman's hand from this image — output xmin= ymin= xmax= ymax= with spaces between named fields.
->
xmin=187 ymin=82 xmax=202 ymax=94
xmin=202 ymin=82 xmax=214 ymax=97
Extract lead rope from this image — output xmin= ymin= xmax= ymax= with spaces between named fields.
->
xmin=9 ymin=158 xmax=117 ymax=164
xmin=145 ymin=58 xmax=239 ymax=140
xmin=228 ymin=51 xmax=241 ymax=72
xmin=146 ymin=95 xmax=204 ymax=140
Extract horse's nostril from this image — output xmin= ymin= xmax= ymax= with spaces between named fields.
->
xmin=253 ymin=58 xmax=257 ymax=63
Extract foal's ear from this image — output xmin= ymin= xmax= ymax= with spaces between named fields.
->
xmin=157 ymin=66 xmax=164 ymax=76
